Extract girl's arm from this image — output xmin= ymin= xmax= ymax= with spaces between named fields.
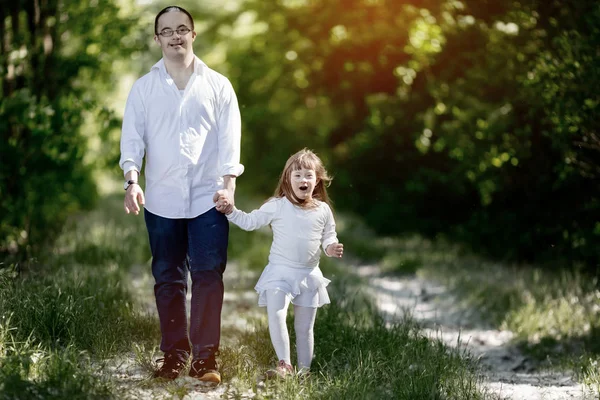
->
xmin=321 ymin=204 xmax=340 ymax=255
xmin=226 ymin=198 xmax=278 ymax=231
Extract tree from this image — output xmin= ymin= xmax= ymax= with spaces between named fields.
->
xmin=217 ymin=0 xmax=599 ymax=268
xmin=0 ymin=0 xmax=147 ymax=260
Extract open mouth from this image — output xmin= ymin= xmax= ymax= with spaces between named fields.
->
xmin=296 ymin=186 xmax=309 ymax=199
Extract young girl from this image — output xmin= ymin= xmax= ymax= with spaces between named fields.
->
xmin=216 ymin=148 xmax=344 ymax=378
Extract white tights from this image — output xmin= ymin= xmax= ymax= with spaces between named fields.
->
xmin=265 ymin=289 xmax=317 ymax=370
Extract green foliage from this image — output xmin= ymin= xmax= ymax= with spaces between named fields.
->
xmin=214 ymin=0 xmax=599 ymax=270
xmin=0 ymin=0 xmax=147 ymax=261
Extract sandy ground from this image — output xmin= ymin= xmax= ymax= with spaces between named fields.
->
xmin=357 ymin=264 xmax=598 ymax=400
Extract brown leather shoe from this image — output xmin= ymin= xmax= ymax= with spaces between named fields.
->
xmin=153 ymin=353 xmax=186 ymax=380
xmin=189 ymin=357 xmax=221 ymax=386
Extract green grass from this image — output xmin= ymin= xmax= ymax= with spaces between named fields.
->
xmin=499 ymin=269 xmax=600 ymax=392
xmin=0 ymin=306 xmax=115 ymax=399
xmin=0 ymin=191 xmax=159 ymax=398
xmin=1 ymin=186 xmax=492 ymax=399
xmin=330 ymin=214 xmax=600 ymax=395
xmin=215 ymin=283 xmax=489 ymax=399
xmin=413 ymin=247 xmax=600 ymax=394
xmin=0 ymin=268 xmax=158 ymax=355
xmin=221 ymin=206 xmax=488 ymax=399
xmin=0 ymin=192 xmax=159 ymax=356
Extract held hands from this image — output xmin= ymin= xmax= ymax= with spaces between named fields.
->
xmin=213 ymin=190 xmax=234 ymax=215
xmin=124 ymin=184 xmax=145 ymax=215
xmin=326 ymin=242 xmax=344 ymax=258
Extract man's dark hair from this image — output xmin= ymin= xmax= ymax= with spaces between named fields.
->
xmin=154 ymin=6 xmax=194 ymax=35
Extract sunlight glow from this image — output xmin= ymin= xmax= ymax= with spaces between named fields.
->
xmin=285 ymin=50 xmax=298 ymax=61
xmin=495 ymin=21 xmax=519 ymax=35
xmin=458 ymin=15 xmax=475 ymax=27
xmin=281 ymin=0 xmax=308 ymax=7
xmin=330 ymin=25 xmax=348 ymax=44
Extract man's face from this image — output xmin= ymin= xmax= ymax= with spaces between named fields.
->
xmin=290 ymin=168 xmax=318 ymax=201
xmin=154 ymin=11 xmax=196 ymax=60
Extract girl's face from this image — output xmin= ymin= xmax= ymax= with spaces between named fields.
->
xmin=290 ymin=168 xmax=318 ymax=201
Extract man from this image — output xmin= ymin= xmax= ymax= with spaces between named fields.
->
xmin=119 ymin=5 xmax=242 ymax=385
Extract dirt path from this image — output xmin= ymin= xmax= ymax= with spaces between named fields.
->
xmin=110 ymin=258 xmax=597 ymax=399
xmin=357 ymin=264 xmax=597 ymax=400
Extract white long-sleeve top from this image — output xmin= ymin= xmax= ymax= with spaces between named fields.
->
xmin=227 ymin=197 xmax=339 ymax=269
xmin=119 ymin=56 xmax=244 ymax=218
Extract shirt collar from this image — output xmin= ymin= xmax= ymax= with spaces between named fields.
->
xmin=151 ymin=56 xmax=207 ymax=77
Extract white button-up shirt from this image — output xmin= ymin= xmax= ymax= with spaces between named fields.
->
xmin=119 ymin=57 xmax=244 ymax=219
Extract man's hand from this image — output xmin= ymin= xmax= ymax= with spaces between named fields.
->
xmin=326 ymin=242 xmax=344 ymax=258
xmin=214 ymin=175 xmax=236 ymax=214
xmin=124 ymin=184 xmax=145 ymax=215
xmin=213 ymin=190 xmax=234 ymax=214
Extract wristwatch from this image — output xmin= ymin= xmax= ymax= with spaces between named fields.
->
xmin=124 ymin=179 xmax=138 ymax=191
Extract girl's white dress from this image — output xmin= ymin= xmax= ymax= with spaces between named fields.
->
xmin=226 ymin=197 xmax=338 ymax=308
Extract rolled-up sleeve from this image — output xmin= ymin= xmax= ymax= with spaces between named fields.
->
xmin=216 ymin=78 xmax=244 ymax=177
xmin=119 ymin=82 xmax=146 ymax=173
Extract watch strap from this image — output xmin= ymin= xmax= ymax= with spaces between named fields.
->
xmin=124 ymin=179 xmax=138 ymax=191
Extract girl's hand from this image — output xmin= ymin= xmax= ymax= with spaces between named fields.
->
xmin=214 ymin=193 xmax=233 ymax=214
xmin=326 ymin=243 xmax=344 ymax=258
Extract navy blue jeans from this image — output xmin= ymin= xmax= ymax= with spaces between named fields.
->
xmin=144 ymin=207 xmax=228 ymax=361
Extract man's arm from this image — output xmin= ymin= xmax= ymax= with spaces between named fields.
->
xmin=124 ymin=170 xmax=139 ymax=183
xmin=214 ymin=77 xmax=243 ymax=215
xmin=120 ymin=81 xmax=146 ymax=215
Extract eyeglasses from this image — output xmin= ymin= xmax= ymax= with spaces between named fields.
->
xmin=158 ymin=27 xmax=191 ymax=37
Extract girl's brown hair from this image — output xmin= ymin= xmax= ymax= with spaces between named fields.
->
xmin=273 ymin=148 xmax=332 ymax=209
